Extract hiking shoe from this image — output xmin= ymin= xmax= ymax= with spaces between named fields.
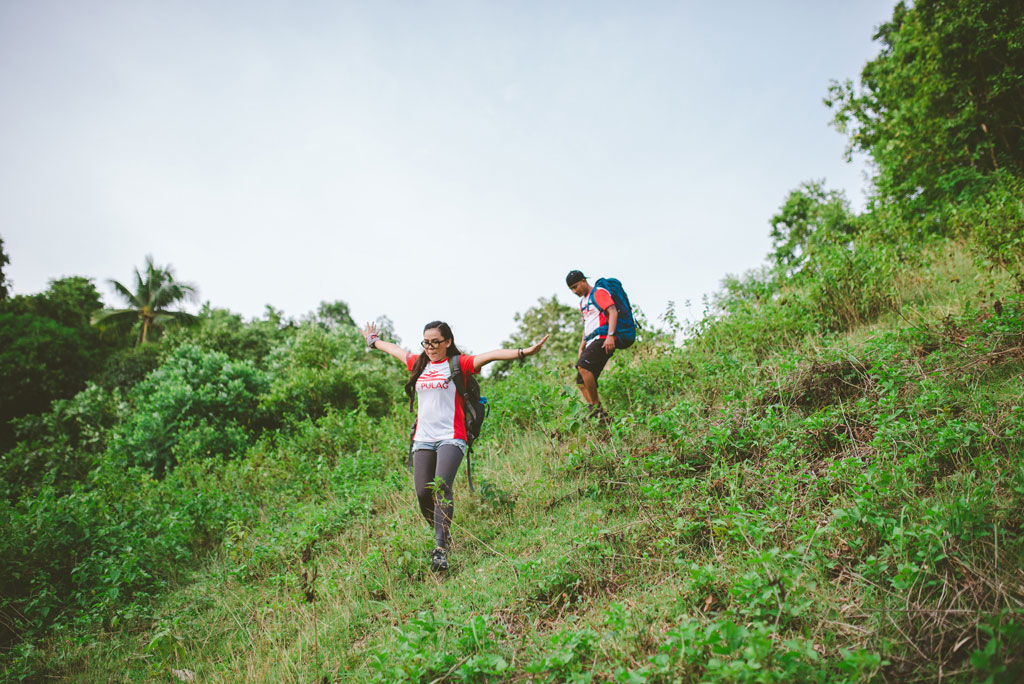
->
xmin=588 ymin=404 xmax=612 ymax=425
xmin=431 ymin=547 xmax=448 ymax=572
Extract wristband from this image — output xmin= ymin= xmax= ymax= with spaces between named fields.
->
xmin=517 ymin=348 xmax=525 ymax=362
xmin=365 ymin=332 xmax=380 ymax=349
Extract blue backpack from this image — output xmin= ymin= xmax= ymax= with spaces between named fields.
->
xmin=585 ymin=277 xmax=637 ymax=348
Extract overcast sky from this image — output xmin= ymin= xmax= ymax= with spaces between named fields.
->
xmin=1 ymin=0 xmax=895 ymax=355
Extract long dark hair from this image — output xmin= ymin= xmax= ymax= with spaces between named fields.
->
xmin=405 ymin=321 xmax=465 ymax=409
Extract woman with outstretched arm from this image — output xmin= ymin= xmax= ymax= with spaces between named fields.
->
xmin=362 ymin=319 xmax=548 ymax=572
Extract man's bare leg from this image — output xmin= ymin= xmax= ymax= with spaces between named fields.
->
xmin=577 ymin=367 xmax=600 ymax=405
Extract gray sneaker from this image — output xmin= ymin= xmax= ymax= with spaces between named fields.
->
xmin=431 ymin=547 xmax=448 ymax=572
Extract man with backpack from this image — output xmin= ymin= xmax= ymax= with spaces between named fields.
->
xmin=566 ymin=270 xmax=636 ymax=422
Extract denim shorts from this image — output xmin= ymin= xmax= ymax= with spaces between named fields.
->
xmin=411 ymin=438 xmax=467 ymax=455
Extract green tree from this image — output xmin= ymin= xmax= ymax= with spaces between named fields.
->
xmin=161 ymin=304 xmax=293 ymax=366
xmin=826 ymin=0 xmax=1024 ymax=217
xmin=0 ymin=236 xmax=10 ymax=300
xmin=92 ymin=256 xmax=198 ymax=345
xmin=1 ymin=276 xmax=105 ymax=331
xmin=493 ymin=295 xmax=581 ymax=377
xmin=32 ymin=276 xmax=105 ymax=330
xmin=769 ymin=180 xmax=857 ymax=275
xmin=0 ymin=277 xmax=111 ymax=450
xmin=316 ymin=300 xmax=356 ymax=330
xmin=0 ymin=313 xmax=94 ymax=450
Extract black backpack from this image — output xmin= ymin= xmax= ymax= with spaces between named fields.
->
xmin=407 ymin=354 xmax=489 ymax=491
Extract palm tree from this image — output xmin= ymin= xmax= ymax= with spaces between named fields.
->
xmin=92 ymin=256 xmax=199 ymax=345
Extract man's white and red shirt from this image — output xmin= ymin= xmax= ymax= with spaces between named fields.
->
xmin=580 ymin=286 xmax=615 ymax=340
xmin=406 ymin=353 xmax=477 ymax=442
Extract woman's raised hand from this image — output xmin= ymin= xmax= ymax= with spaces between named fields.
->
xmin=362 ymin=322 xmax=380 ymax=348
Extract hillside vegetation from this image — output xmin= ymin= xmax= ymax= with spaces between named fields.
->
xmin=2 ymin=0 xmax=1023 ymax=681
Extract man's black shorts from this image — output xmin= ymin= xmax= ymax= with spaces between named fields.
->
xmin=576 ymin=338 xmax=614 ymax=384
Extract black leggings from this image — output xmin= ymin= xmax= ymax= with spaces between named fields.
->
xmin=413 ymin=444 xmax=464 ymax=549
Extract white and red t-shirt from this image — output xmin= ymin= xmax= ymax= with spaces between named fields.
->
xmin=406 ymin=353 xmax=478 ymax=442
xmin=580 ymin=286 xmax=615 ymax=340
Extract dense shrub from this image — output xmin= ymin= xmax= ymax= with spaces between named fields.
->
xmin=0 ymin=277 xmax=115 ymax=449
xmin=798 ymin=240 xmax=901 ymax=331
xmin=0 ymin=313 xmax=97 ymax=450
xmin=0 ymin=381 xmax=404 ymax=658
xmin=161 ymin=306 xmax=293 ymax=365
xmin=0 ymin=464 xmax=194 ymax=648
xmin=686 ymin=269 xmax=820 ymax=362
xmin=93 ymin=344 xmax=162 ymax=390
xmin=0 ymin=384 xmax=123 ymax=501
xmin=951 ymin=172 xmax=1024 ymax=286
xmin=261 ymin=324 xmax=399 ymax=422
xmin=112 ymin=344 xmax=269 ymax=478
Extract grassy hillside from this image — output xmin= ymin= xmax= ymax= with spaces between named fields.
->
xmin=9 ymin=235 xmax=1021 ymax=683
xmin=3 ymin=3 xmax=1022 ymax=676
